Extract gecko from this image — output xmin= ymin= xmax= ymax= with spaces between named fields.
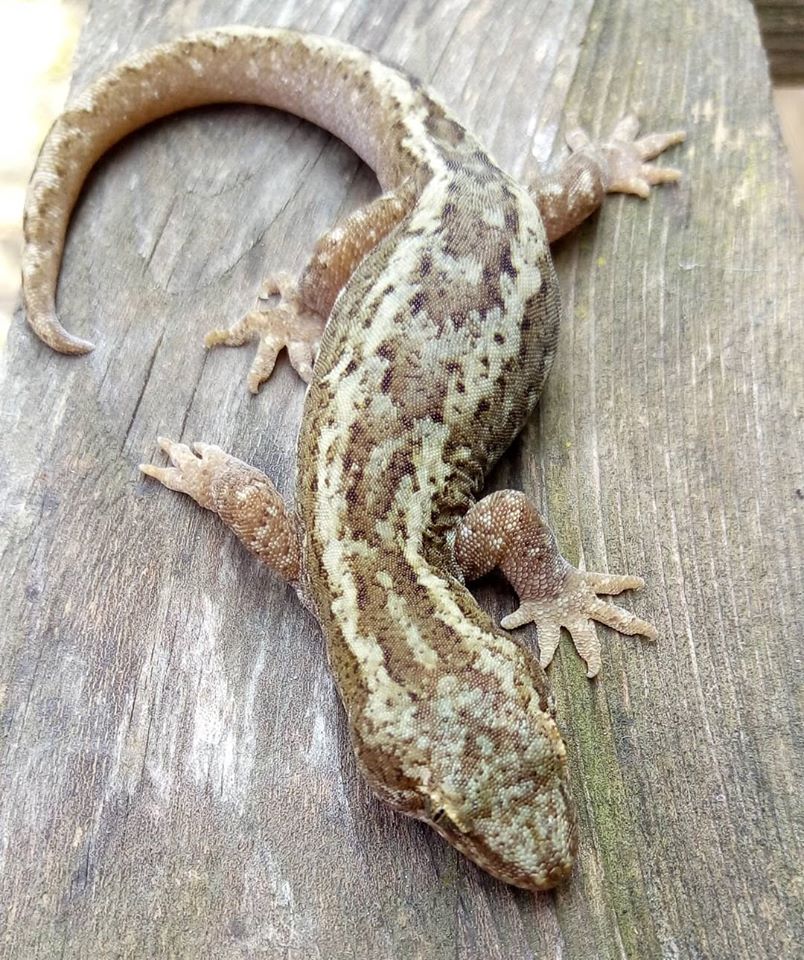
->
xmin=21 ymin=26 xmax=685 ymax=891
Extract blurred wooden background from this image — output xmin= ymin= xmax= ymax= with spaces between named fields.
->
xmin=755 ymin=0 xmax=804 ymax=81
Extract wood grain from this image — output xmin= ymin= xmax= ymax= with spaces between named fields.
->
xmin=1 ymin=1 xmax=801 ymax=957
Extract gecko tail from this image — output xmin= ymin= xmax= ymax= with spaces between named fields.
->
xmin=21 ymin=26 xmax=417 ymax=357
xmin=24 ymin=307 xmax=94 ymax=355
xmin=21 ymin=234 xmax=95 ymax=352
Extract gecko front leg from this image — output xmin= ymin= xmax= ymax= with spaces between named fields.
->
xmin=454 ymin=490 xmax=657 ymax=677
xmin=140 ymin=438 xmax=300 ymax=584
xmin=205 ymin=182 xmax=416 ymax=392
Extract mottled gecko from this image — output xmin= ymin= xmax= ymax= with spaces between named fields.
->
xmin=21 ymin=27 xmax=684 ymax=891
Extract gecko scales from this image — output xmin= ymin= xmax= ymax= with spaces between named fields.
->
xmin=22 ymin=26 xmax=685 ymax=891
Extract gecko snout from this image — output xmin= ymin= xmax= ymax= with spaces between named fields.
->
xmin=421 ymin=706 xmax=577 ymax=891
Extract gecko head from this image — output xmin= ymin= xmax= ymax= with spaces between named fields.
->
xmin=418 ymin=674 xmax=577 ymax=891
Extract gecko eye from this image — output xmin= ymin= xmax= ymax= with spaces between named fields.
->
xmin=424 ymin=795 xmax=453 ymax=827
xmin=425 ymin=797 xmax=472 ymax=834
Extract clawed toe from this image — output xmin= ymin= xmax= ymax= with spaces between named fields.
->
xmin=633 ymin=129 xmax=687 ymax=160
xmin=139 ymin=436 xmax=190 ymax=484
xmin=158 ymin=435 xmax=193 ymax=465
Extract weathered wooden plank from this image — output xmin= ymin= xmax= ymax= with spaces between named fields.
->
xmin=766 ymin=51 xmax=804 ymax=82
xmin=754 ymin=0 xmax=804 ymax=79
xmin=1 ymin=1 xmax=801 ymax=958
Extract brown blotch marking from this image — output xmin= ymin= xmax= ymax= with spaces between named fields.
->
xmin=500 ymin=247 xmax=517 ymax=279
xmin=520 ymin=287 xmax=543 ymax=332
xmin=410 ymin=291 xmax=426 ymax=315
xmin=501 ymin=356 xmax=516 ymax=374
xmin=385 ymin=446 xmax=416 ymax=487
xmin=377 ymin=340 xmax=396 ymax=361
xmin=481 ymin=266 xmax=505 ymax=311
xmin=339 ymin=422 xmax=421 ymax=535
xmin=356 ymin=580 xmax=369 ymax=609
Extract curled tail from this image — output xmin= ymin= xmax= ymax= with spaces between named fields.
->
xmin=21 ymin=26 xmax=427 ymax=354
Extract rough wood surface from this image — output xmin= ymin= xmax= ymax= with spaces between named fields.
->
xmin=1 ymin=1 xmax=802 ymax=957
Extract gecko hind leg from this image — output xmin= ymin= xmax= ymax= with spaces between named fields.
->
xmin=205 ymin=182 xmax=416 ymax=393
xmin=140 ymin=437 xmax=301 ymax=584
xmin=531 ymin=113 xmax=686 ymax=243
xmin=454 ymin=490 xmax=657 ymax=678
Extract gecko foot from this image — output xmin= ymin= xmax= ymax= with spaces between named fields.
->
xmin=567 ymin=114 xmax=686 ymax=199
xmin=204 ymin=271 xmax=325 ymax=392
xmin=139 ymin=437 xmax=228 ymax=509
xmin=455 ymin=490 xmax=657 ymax=677
xmin=501 ymin=570 xmax=657 ymax=679
xmin=139 ymin=436 xmax=301 ymax=581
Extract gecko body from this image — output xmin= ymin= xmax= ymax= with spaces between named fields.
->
xmin=22 ymin=27 xmax=684 ymax=890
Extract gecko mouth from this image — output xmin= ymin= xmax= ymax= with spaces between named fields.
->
xmin=430 ymin=814 xmax=576 ymax=891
